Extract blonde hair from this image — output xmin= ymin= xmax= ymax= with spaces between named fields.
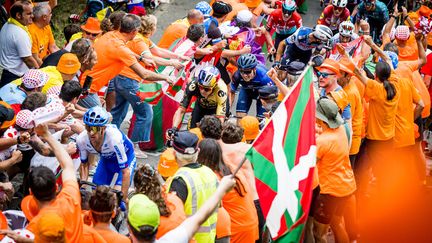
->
xmin=139 ymin=15 xmax=157 ymax=36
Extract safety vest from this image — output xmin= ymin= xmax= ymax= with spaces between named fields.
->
xmin=168 ymin=165 xmax=218 ymax=243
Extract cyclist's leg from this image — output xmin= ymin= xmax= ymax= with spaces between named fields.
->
xmin=110 ymin=75 xmax=130 ymax=129
xmin=255 ymin=94 xmax=267 ymax=119
xmin=236 ymin=88 xmax=253 ymax=118
xmin=189 ymin=104 xmax=203 ymax=129
xmin=92 ymin=157 xmax=113 ymax=186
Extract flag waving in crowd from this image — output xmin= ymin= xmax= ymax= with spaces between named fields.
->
xmin=246 ymin=66 xmax=316 ymax=241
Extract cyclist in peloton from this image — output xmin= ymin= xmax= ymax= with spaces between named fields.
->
xmin=317 ymin=0 xmax=351 ymax=35
xmin=77 ymin=106 xmax=136 ymax=201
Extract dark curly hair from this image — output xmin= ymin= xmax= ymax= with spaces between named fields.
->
xmin=199 ymin=115 xmax=222 ymax=140
xmin=221 ymin=122 xmax=244 ymax=144
xmin=89 ymin=186 xmax=117 ymax=223
xmin=134 ymin=164 xmax=171 ymax=217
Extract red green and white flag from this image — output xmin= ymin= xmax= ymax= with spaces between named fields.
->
xmin=246 ymin=66 xmax=316 ymax=242
xmin=329 ymin=37 xmax=364 ymax=65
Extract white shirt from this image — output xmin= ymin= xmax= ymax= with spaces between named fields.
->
xmin=0 ymin=22 xmax=32 ymax=76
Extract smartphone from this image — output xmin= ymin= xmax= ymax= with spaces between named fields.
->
xmin=82 ymin=76 xmax=93 ymax=95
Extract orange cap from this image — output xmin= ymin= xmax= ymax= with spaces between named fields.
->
xmin=189 ymin=127 xmax=203 ymax=141
xmin=0 ymin=211 xmax=7 ymax=240
xmin=239 ymin=116 xmax=260 ymax=141
xmin=158 ymin=148 xmax=179 ymax=178
xmin=245 ymin=0 xmax=261 ymax=8
xmin=34 ymin=212 xmax=65 ymax=243
xmin=57 ymin=53 xmax=81 ymax=75
xmin=21 ymin=195 xmax=40 ymax=221
xmin=0 ymin=101 xmax=16 ymax=130
xmin=81 ymin=17 xmax=102 ymax=34
xmin=339 ymin=56 xmax=354 ymax=76
xmin=316 ymin=58 xmax=340 ymax=75
xmin=418 ymin=5 xmax=431 ymax=17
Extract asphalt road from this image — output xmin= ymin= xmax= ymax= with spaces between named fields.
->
xmin=128 ymin=0 xmax=324 ymax=168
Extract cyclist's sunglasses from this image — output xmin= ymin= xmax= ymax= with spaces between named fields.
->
xmin=85 ymin=125 xmax=103 ymax=133
xmin=317 ymin=71 xmax=336 ymax=78
xmin=365 ymin=1 xmax=375 ymax=7
xmin=240 ymin=69 xmax=254 ymax=75
xmin=199 ymin=85 xmax=213 ymax=92
xmin=282 ymin=9 xmax=295 ymax=15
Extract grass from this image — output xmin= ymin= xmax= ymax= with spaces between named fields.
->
xmin=51 ymin=0 xmax=87 ymax=47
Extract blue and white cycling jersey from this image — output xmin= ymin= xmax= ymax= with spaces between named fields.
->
xmin=284 ymin=27 xmax=323 ymax=51
xmin=77 ymin=124 xmax=134 ymax=170
xmin=231 ymin=65 xmax=274 ymax=92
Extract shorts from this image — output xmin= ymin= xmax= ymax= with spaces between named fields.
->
xmin=282 ymin=44 xmax=312 ymax=66
xmin=93 ymin=150 xmax=137 ymax=186
xmin=189 ymin=104 xmax=217 ymax=129
xmin=313 ymin=193 xmax=351 ymax=224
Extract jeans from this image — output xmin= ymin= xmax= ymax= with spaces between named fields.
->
xmin=78 ymin=93 xmax=101 ymax=108
xmin=236 ymin=88 xmax=266 ymax=118
xmin=110 ymin=75 xmax=152 ymax=143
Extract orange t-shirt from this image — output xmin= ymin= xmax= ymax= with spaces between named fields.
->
xmin=364 ymin=77 xmax=400 ymax=141
xmin=219 ymin=173 xmax=258 ymax=242
xmin=81 ymin=31 xmax=137 ymax=93
xmin=343 ymin=80 xmax=363 ymax=155
xmin=397 ymin=34 xmax=419 ymax=62
xmin=397 ymin=61 xmax=431 ymax=118
xmin=316 ymin=125 xmax=356 ymax=197
xmin=82 ymin=225 xmax=107 ymax=243
xmin=226 ymin=2 xmax=249 ymax=21
xmin=156 ymin=193 xmax=187 ymax=239
xmin=27 ymin=180 xmax=84 ymax=243
xmin=216 ymin=206 xmax=231 ymax=239
xmin=28 ymin=23 xmax=55 ymax=60
xmin=158 ymin=18 xmax=190 ymax=49
xmin=94 ymin=228 xmax=131 ymax=243
xmin=118 ymin=34 xmax=153 ymax=82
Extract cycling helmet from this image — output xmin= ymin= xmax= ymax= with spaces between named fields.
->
xmin=197 ymin=66 xmax=220 ymax=88
xmin=195 ymin=1 xmax=212 ymax=17
xmin=282 ymin=0 xmax=297 ymax=12
xmin=332 ymin=0 xmax=348 ymax=8
xmin=339 ymin=21 xmax=354 ymax=37
xmin=237 ymin=54 xmax=258 ymax=69
xmin=379 ymin=51 xmax=399 ymax=69
xmin=83 ymin=106 xmax=110 ymax=127
xmin=313 ymin=25 xmax=333 ymax=42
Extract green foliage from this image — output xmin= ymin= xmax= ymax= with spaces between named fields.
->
xmin=51 ymin=0 xmax=87 ymax=47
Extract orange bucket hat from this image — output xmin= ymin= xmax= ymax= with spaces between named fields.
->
xmin=158 ymin=148 xmax=179 ymax=178
xmin=34 ymin=212 xmax=65 ymax=243
xmin=81 ymin=17 xmax=102 ymax=34
xmin=316 ymin=58 xmax=340 ymax=75
xmin=57 ymin=53 xmax=81 ymax=75
xmin=239 ymin=116 xmax=260 ymax=141
xmin=339 ymin=56 xmax=355 ymax=76
xmin=245 ymin=0 xmax=261 ymax=8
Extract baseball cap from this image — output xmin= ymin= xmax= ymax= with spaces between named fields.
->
xmin=22 ymin=69 xmax=49 ymax=89
xmin=316 ymin=97 xmax=344 ymax=129
xmin=172 ymin=131 xmax=199 ymax=154
xmin=0 ymin=101 xmax=16 ymax=130
xmin=237 ymin=10 xmax=253 ymax=23
xmin=239 ymin=116 xmax=260 ymax=141
xmin=158 ymin=148 xmax=179 ymax=178
xmin=128 ymin=194 xmax=160 ymax=231
xmin=316 ymin=58 xmax=340 ymax=75
xmin=34 ymin=212 xmax=65 ymax=243
xmin=258 ymin=86 xmax=278 ymax=100
xmin=212 ymin=1 xmax=232 ymax=16
xmin=57 ymin=53 xmax=81 ymax=75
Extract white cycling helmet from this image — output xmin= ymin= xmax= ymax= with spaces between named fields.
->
xmin=339 ymin=21 xmax=354 ymax=37
xmin=313 ymin=25 xmax=333 ymax=42
xmin=332 ymin=0 xmax=348 ymax=8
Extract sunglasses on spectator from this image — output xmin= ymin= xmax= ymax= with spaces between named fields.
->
xmin=84 ymin=31 xmax=99 ymax=37
xmin=85 ymin=125 xmax=103 ymax=133
xmin=240 ymin=69 xmax=254 ymax=75
xmin=317 ymin=71 xmax=335 ymax=78
xmin=199 ymin=85 xmax=213 ymax=92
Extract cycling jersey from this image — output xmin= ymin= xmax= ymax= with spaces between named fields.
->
xmin=331 ymin=32 xmax=359 ymax=45
xmin=266 ymin=9 xmax=302 ymax=35
xmin=181 ymin=79 xmax=228 ymax=118
xmin=317 ymin=5 xmax=351 ymax=32
xmin=284 ymin=27 xmax=323 ymax=51
xmin=231 ymin=65 xmax=274 ymax=92
xmin=355 ymin=1 xmax=389 ymax=24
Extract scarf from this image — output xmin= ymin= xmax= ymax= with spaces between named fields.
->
xmin=7 ymin=18 xmax=32 ymax=42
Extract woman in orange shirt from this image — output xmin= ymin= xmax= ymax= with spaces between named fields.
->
xmin=197 ymin=138 xmax=259 ymax=243
xmin=133 ymin=164 xmax=187 ymax=240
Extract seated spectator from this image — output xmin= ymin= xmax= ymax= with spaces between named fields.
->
xmin=65 ymin=17 xmax=102 ymax=51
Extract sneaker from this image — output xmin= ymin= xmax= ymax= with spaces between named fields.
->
xmin=134 ymin=145 xmax=148 ymax=159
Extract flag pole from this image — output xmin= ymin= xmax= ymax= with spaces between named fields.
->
xmin=232 ymin=156 xmax=247 ymax=176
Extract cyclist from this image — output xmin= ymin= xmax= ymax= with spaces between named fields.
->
xmin=331 ymin=21 xmax=359 ymax=44
xmin=317 ymin=0 xmax=351 ymax=35
xmin=354 ymin=0 xmax=389 ymax=44
xmin=275 ymin=24 xmax=333 ymax=67
xmin=77 ymin=106 xmax=136 ymax=201
xmin=230 ymin=54 xmax=274 ymax=118
xmin=265 ymin=0 xmax=302 ymax=53
xmin=171 ymin=66 xmax=228 ymax=129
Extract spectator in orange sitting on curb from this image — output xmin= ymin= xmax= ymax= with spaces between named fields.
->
xmin=198 ymin=138 xmax=259 ymax=243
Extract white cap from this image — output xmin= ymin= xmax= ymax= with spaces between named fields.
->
xmin=237 ymin=10 xmax=253 ymax=23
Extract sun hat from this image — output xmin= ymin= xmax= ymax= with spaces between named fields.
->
xmin=158 ymin=148 xmax=178 ymax=178
xmin=34 ymin=212 xmax=65 ymax=243
xmin=0 ymin=101 xmax=16 ymax=130
xmin=316 ymin=58 xmax=340 ymax=75
xmin=172 ymin=131 xmax=199 ymax=155
xmin=237 ymin=10 xmax=253 ymax=23
xmin=395 ymin=25 xmax=410 ymax=41
xmin=81 ymin=17 xmax=102 ymax=34
xmin=57 ymin=53 xmax=81 ymax=75
xmin=245 ymin=0 xmax=261 ymax=8
xmin=16 ymin=110 xmax=35 ymax=130
xmin=338 ymin=56 xmax=355 ymax=76
xmin=22 ymin=70 xmax=49 ymax=89
xmin=239 ymin=116 xmax=260 ymax=141
xmin=316 ymin=97 xmax=344 ymax=129
xmin=128 ymin=194 xmax=160 ymax=231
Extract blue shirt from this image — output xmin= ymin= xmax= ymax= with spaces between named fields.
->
xmin=0 ymin=83 xmax=26 ymax=105
xmin=320 ymin=86 xmax=352 ymax=120
xmin=231 ymin=65 xmax=274 ymax=92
